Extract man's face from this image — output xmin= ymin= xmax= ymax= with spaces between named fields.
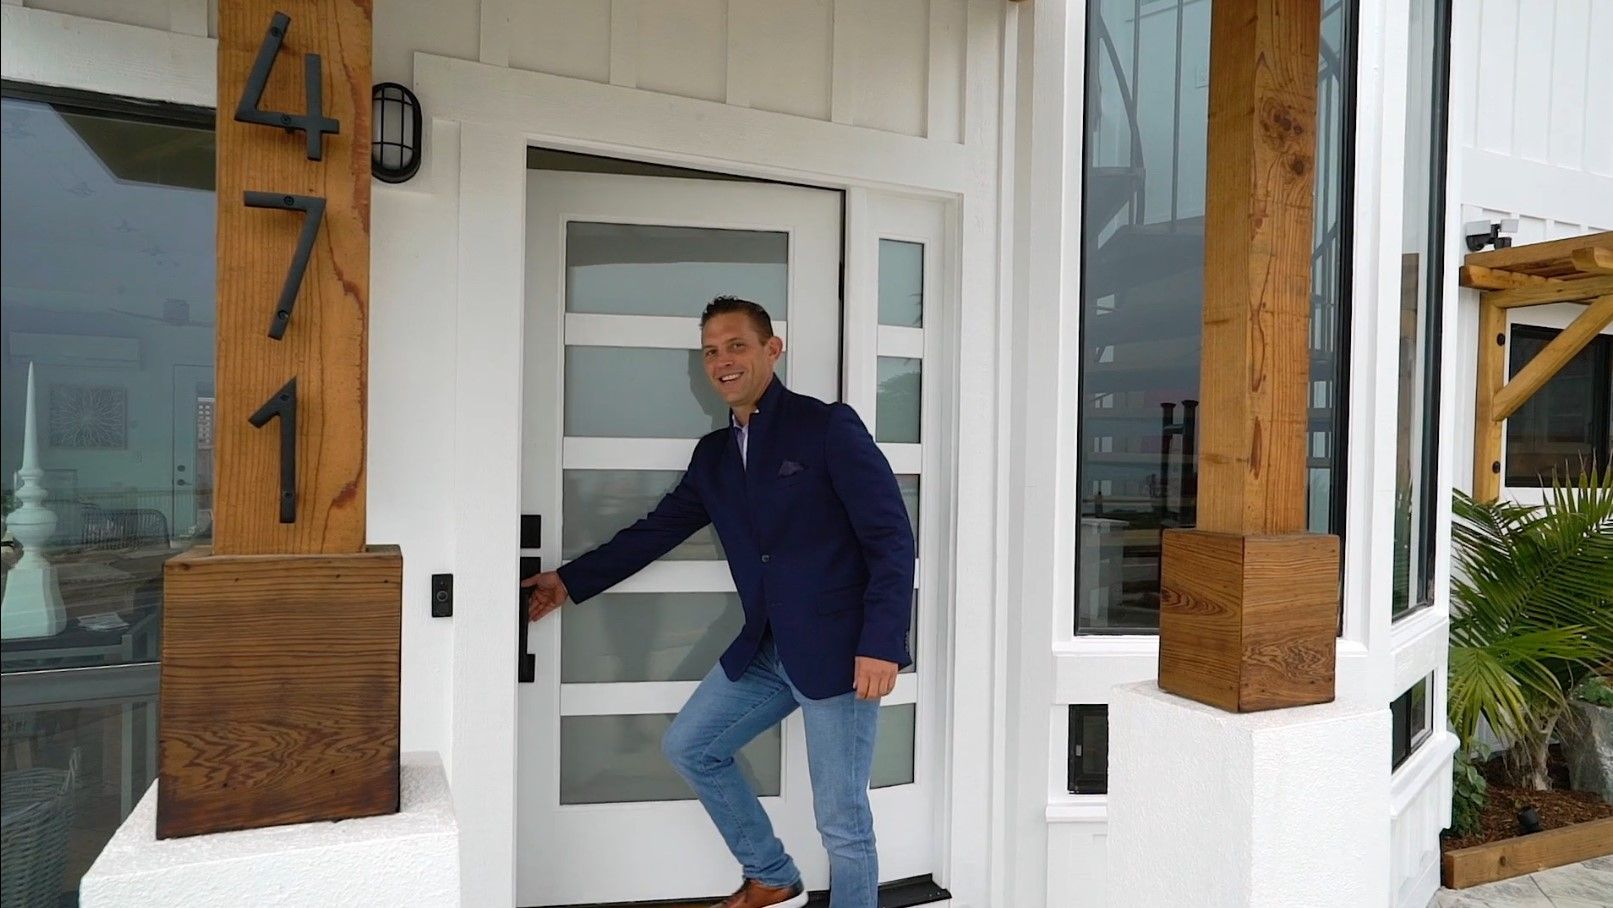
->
xmin=701 ymin=311 xmax=782 ymax=411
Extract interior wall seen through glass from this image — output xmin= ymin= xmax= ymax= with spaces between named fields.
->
xmin=1076 ymin=0 xmax=1352 ymax=633
xmin=1504 ymin=329 xmax=1612 ymax=487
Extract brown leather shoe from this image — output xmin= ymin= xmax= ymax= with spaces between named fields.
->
xmin=709 ymin=878 xmax=808 ymax=908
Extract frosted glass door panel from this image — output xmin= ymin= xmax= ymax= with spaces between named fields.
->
xmin=562 ymin=592 xmax=743 ymax=683
xmin=563 ymin=470 xmax=725 ymax=561
xmin=564 ymin=346 xmax=789 ymax=438
xmin=561 ymin=714 xmax=781 ymax=804
xmin=567 ymin=222 xmax=788 ymax=319
xmin=871 ymin=703 xmax=916 ymax=788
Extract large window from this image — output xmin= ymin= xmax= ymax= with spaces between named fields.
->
xmin=1389 ymin=0 xmax=1452 ymax=617
xmin=1505 ymin=327 xmax=1612 ymax=487
xmin=1075 ymin=0 xmax=1354 ymax=633
xmin=1 ymin=85 xmax=214 ymax=904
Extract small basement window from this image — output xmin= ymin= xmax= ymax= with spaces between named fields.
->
xmin=1067 ymin=705 xmax=1109 ymax=794
xmin=1505 ymin=326 xmax=1612 ymax=487
xmin=1391 ymin=676 xmax=1432 ymax=770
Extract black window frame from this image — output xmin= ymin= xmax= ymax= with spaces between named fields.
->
xmin=1503 ymin=325 xmax=1612 ymax=487
xmin=1390 ymin=675 xmax=1432 ymax=770
xmin=1066 ymin=704 xmax=1109 ymax=795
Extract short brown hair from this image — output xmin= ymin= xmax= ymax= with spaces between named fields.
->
xmin=700 ymin=295 xmax=774 ymax=340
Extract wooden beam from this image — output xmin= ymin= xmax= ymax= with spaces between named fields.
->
xmin=1464 ymin=230 xmax=1613 ymax=273
xmin=1459 ymin=264 xmax=1557 ymax=292
xmin=1493 ymin=295 xmax=1613 ymax=421
xmin=1195 ymin=0 xmax=1319 ymax=535
xmin=1484 ymin=275 xmax=1613 ymax=309
xmin=1572 ymin=245 xmax=1613 ymax=274
xmin=1158 ymin=0 xmax=1336 ymax=713
xmin=213 ymin=0 xmax=371 ymax=555
xmin=1443 ymin=817 xmax=1613 ymax=889
xmin=1472 ymin=300 xmax=1507 ymax=501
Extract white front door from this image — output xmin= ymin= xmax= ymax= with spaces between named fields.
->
xmin=518 ymin=169 xmax=932 ymax=905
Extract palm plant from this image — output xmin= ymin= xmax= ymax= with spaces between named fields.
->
xmin=1447 ymin=466 xmax=1613 ymax=791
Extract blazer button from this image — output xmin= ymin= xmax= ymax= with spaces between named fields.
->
xmin=760 ymin=554 xmax=771 ymax=563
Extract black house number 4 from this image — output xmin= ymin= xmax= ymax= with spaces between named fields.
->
xmin=236 ymin=12 xmax=340 ymax=160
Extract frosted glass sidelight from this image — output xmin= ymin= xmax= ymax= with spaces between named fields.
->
xmin=876 ymin=357 xmax=922 ymax=443
xmin=560 ymin=714 xmax=781 ymax=803
xmin=878 ymin=239 xmax=924 ymax=327
xmin=563 ymin=470 xmax=725 ymax=561
xmin=562 ymin=592 xmax=743 ymax=683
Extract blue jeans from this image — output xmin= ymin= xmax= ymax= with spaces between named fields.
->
xmin=663 ymin=638 xmax=880 ymax=908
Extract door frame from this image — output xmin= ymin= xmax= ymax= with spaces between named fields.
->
xmin=420 ymin=48 xmax=998 ymax=908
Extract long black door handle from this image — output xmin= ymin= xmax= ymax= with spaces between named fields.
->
xmin=518 ymin=558 xmax=538 ymax=683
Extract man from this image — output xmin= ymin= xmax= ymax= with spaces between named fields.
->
xmin=524 ymin=296 xmax=914 ymax=908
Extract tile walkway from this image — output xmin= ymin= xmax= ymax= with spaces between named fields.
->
xmin=1432 ymin=854 xmax=1613 ymax=907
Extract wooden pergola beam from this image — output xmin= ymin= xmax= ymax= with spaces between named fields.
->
xmin=1483 ymin=275 xmax=1613 ymax=309
xmin=1465 ymin=231 xmax=1613 ymax=277
xmin=1492 ymin=296 xmax=1613 ymax=421
xmin=1157 ymin=0 xmax=1337 ymax=713
xmin=1460 ymin=264 xmax=1557 ymax=292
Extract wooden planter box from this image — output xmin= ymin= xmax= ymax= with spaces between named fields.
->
xmin=1442 ymin=816 xmax=1613 ymax=889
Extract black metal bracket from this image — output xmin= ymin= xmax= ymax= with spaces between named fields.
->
xmin=1464 ymin=218 xmax=1517 ymax=253
xmin=518 ymin=556 xmax=540 ymax=683
xmin=248 ymin=378 xmax=298 ymax=523
xmin=235 ymin=12 xmax=340 ymax=160
xmin=244 ymin=192 xmax=325 ymax=340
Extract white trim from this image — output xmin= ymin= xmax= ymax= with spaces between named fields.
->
xmin=0 ymin=6 xmax=216 ymax=107
xmin=878 ymin=325 xmax=926 ymax=359
xmin=412 ymin=53 xmax=970 ymax=194
xmin=560 ymin=674 xmax=921 ymax=717
xmin=1044 ymin=795 xmax=1109 ymax=825
xmin=1391 ymin=730 xmax=1458 ymax=816
xmin=1390 ymin=609 xmax=1448 ymax=696
xmin=562 ymin=438 xmax=697 ymax=472
xmin=829 ymin=0 xmax=855 ymax=126
xmin=881 ymin=444 xmax=923 ymax=475
xmin=564 ymin=313 xmax=792 ymax=351
xmin=608 ymin=0 xmax=639 ymax=89
xmin=478 ymin=0 xmax=509 ymax=67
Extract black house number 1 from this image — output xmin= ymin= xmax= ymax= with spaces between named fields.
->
xmin=238 ymin=12 xmax=342 ymax=525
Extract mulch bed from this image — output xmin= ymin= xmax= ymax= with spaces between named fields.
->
xmin=1441 ymin=744 xmax=1613 ymax=852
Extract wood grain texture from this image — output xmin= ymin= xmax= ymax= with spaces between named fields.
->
xmin=1459 ymin=264 xmax=1557 ymax=291
xmin=1473 ymin=300 xmax=1507 ymax=502
xmin=1441 ymin=817 xmax=1613 ymax=890
xmin=213 ymin=0 xmax=372 ymax=555
xmin=157 ymin=545 xmax=401 ymax=838
xmin=1493 ymin=295 xmax=1613 ymax=421
xmin=1195 ymin=0 xmax=1321 ymax=536
xmin=1465 ymin=231 xmax=1613 ymax=278
xmin=1159 ymin=530 xmax=1339 ymax=712
xmin=1484 ymin=275 xmax=1613 ymax=309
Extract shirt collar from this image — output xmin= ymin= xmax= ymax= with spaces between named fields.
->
xmin=729 ymin=376 xmax=784 ymax=429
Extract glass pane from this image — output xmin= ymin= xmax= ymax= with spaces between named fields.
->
xmin=1505 ymin=330 xmax=1611 ymax=486
xmin=1076 ymin=1 xmax=1350 ymax=632
xmin=1 ymin=693 xmax=158 ymax=906
xmin=564 ymin=470 xmax=724 ymax=561
xmin=1390 ymin=0 xmax=1448 ymax=617
xmin=564 ymin=346 xmax=787 ymax=438
xmin=876 ymin=357 xmax=922 ymax=444
xmin=896 ymin=474 xmax=920 ymax=543
xmin=560 ymin=714 xmax=780 ymax=804
xmin=902 ymin=591 xmax=917 ymax=675
xmin=562 ymin=592 xmax=742 ymax=683
xmin=2 ymin=97 xmax=214 ymax=665
xmin=566 ymin=222 xmax=787 ymax=320
xmin=1079 ymin=712 xmax=1109 ymax=778
xmin=878 ymin=239 xmax=924 ymax=327
xmin=871 ymin=703 xmax=915 ymax=789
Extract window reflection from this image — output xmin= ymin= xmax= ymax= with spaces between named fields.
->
xmin=1076 ymin=1 xmax=1351 ymax=632
xmin=1 ymin=92 xmax=214 ymax=905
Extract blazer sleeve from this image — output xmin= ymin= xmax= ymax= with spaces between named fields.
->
xmin=556 ymin=454 xmax=711 ymax=604
xmin=824 ymin=403 xmax=916 ymax=666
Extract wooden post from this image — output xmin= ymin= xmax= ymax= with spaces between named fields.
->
xmin=1473 ymin=299 xmax=1507 ymax=502
xmin=1157 ymin=0 xmax=1340 ymax=712
xmin=159 ymin=0 xmax=401 ymax=838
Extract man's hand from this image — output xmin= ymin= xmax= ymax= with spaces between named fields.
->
xmin=523 ymin=571 xmax=570 ymax=622
xmin=853 ymin=656 xmax=898 ymax=700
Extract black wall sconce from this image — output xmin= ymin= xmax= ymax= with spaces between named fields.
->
xmin=371 ymin=82 xmax=422 ymax=183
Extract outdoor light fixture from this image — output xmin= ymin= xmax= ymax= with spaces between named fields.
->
xmin=1517 ymin=805 xmax=1542 ymax=835
xmin=371 ymin=82 xmax=422 ymax=183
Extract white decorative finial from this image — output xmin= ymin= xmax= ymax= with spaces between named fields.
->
xmin=3 ymin=362 xmax=66 ymax=639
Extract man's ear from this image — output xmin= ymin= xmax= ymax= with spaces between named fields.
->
xmin=767 ymin=335 xmax=784 ymax=358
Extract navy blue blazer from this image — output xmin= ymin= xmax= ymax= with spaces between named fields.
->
xmin=556 ymin=378 xmax=915 ymax=700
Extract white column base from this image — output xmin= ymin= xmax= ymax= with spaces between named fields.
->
xmin=0 ymin=562 xmax=65 ymax=639
xmin=1107 ymin=682 xmax=1391 ymax=908
xmin=81 ymin=752 xmax=459 ymax=908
